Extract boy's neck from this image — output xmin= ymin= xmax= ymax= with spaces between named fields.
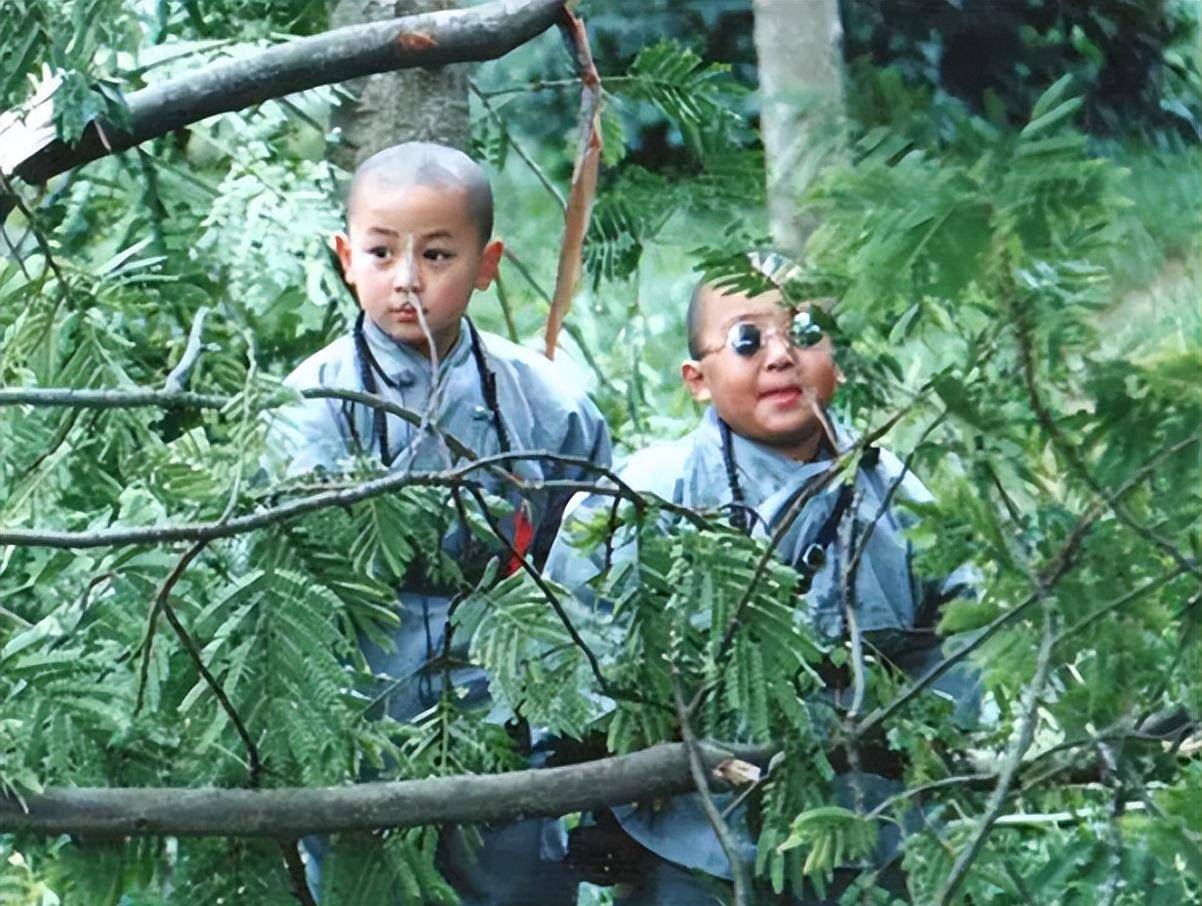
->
xmin=776 ymin=431 xmax=826 ymax=463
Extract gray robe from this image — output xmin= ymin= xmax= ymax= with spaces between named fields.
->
xmin=545 ymin=406 xmax=978 ymax=903
xmin=268 ymin=317 xmax=612 ymax=905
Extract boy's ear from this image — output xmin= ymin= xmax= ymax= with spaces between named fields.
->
xmin=474 ymin=239 xmax=504 ymax=290
xmin=332 ymin=232 xmax=355 ymax=285
xmin=681 ymin=359 xmax=711 ymax=402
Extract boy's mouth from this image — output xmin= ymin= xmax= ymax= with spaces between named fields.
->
xmin=388 ymin=301 xmax=423 ymax=320
xmin=759 ymin=386 xmax=803 ymax=405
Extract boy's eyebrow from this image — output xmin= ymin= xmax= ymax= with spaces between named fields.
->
xmin=362 ymin=226 xmax=456 ymax=241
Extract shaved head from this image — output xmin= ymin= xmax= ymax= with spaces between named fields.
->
xmin=687 ymin=251 xmax=814 ymax=359
xmin=346 ymin=142 xmax=493 ymax=245
xmin=686 ymin=280 xmax=710 ymax=360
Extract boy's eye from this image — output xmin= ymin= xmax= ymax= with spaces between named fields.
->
xmin=790 ymin=310 xmax=824 ymax=348
xmin=368 ymin=246 xmax=390 ymax=259
xmin=424 ymin=248 xmax=454 ymax=262
xmin=728 ymin=322 xmax=763 ymax=357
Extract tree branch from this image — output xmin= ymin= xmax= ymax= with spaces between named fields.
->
xmin=855 ymin=434 xmax=1194 ymax=738
xmin=0 ymin=387 xmax=229 ymax=410
xmin=159 ymin=586 xmax=263 ymax=787
xmin=469 ymin=78 xmax=566 ymax=212
xmin=280 ymin=839 xmax=317 ymax=906
xmin=2 ymin=0 xmax=569 ymax=190
xmin=935 ymin=602 xmax=1056 ymax=906
xmin=135 ymin=540 xmax=208 ymax=714
xmin=163 ymin=306 xmax=211 ymax=392
xmin=544 ymin=7 xmax=602 ymax=359
xmin=672 ymin=673 xmax=749 ymax=906
xmin=1015 ymin=318 xmax=1199 ymax=578
xmin=0 ymin=741 xmax=745 ymax=838
xmin=0 ymin=445 xmax=688 ymax=549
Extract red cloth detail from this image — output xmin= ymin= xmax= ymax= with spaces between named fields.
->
xmin=506 ymin=508 xmax=535 ymax=576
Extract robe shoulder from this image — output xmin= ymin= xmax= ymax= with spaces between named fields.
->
xmin=616 ymin=435 xmax=700 ymax=503
xmin=282 ymin=334 xmax=358 ymax=391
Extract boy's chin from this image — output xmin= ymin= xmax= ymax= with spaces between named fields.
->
xmin=370 ymin=315 xmax=459 ymax=352
xmin=742 ymin=418 xmax=826 ymax=459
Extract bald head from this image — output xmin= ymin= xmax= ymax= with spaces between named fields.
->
xmin=346 ymin=142 xmax=493 ymax=245
xmin=686 ymin=280 xmax=711 ymax=360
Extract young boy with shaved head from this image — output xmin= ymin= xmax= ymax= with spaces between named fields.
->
xmin=269 ymin=142 xmax=610 ymax=905
xmin=547 ymin=254 xmax=977 ymax=905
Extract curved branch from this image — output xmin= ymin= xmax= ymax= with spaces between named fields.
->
xmin=3 ymin=0 xmax=567 ymax=188
xmin=0 ymin=741 xmax=743 ymax=838
xmin=543 ymin=8 xmax=602 ymax=359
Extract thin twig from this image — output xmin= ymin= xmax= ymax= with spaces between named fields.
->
xmin=1052 ymin=566 xmax=1186 ymax=651
xmin=134 ymin=146 xmax=167 ymax=256
xmin=840 ymin=488 xmax=866 ymax=719
xmin=492 ymin=270 xmax=520 ymax=342
xmin=843 ymin=411 xmax=947 ymax=598
xmin=135 ymin=541 xmax=208 ymax=714
xmin=1016 ymin=317 xmax=1198 ymax=577
xmin=0 ymin=221 xmax=32 ymax=280
xmin=934 ymin=602 xmax=1056 ymax=906
xmin=855 ymin=434 xmax=1195 ymax=738
xmin=0 ymin=606 xmax=32 ymax=629
xmin=866 ymin=773 xmax=996 ymax=819
xmin=163 ymin=306 xmax=211 ymax=391
xmin=158 ymin=596 xmax=263 ymax=786
xmin=469 ymin=78 xmax=566 ymax=211
xmin=503 ymin=244 xmax=615 ymax=392
xmin=0 ymin=172 xmax=68 ymax=290
xmin=464 ymin=485 xmax=609 ymax=694
xmin=671 ymin=672 xmax=749 ymax=906
xmin=692 ymin=401 xmax=919 ymax=718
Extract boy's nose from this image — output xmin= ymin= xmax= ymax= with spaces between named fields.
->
xmin=394 ymin=238 xmax=421 ymax=292
xmin=394 ymin=258 xmax=420 ymax=292
xmin=763 ymin=332 xmax=796 ymax=370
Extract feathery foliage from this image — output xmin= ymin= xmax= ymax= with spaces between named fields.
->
xmin=0 ymin=3 xmax=1198 ymax=904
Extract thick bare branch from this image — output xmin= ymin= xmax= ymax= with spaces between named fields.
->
xmin=2 ymin=0 xmax=567 ymax=189
xmin=0 ymin=741 xmax=742 ymax=838
xmin=0 ymin=387 xmax=230 ymax=410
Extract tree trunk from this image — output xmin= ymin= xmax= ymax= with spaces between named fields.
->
xmin=331 ymin=0 xmax=472 ymax=169
xmin=751 ymin=0 xmax=845 ymax=258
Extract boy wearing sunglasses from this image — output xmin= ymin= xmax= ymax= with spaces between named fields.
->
xmin=546 ymin=256 xmax=978 ymax=905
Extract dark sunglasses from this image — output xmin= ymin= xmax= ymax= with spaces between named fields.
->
xmin=706 ymin=311 xmax=825 ymax=359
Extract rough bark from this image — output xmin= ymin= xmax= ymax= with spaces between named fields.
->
xmin=0 ymin=742 xmax=758 ymax=838
xmin=330 ymin=0 xmax=473 ymax=170
xmin=751 ymin=0 xmax=845 ymax=258
xmin=0 ymin=0 xmax=563 ymax=188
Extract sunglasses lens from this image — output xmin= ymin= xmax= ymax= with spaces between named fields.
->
xmin=791 ymin=311 xmax=824 ymax=348
xmin=729 ymin=323 xmax=762 ymax=357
